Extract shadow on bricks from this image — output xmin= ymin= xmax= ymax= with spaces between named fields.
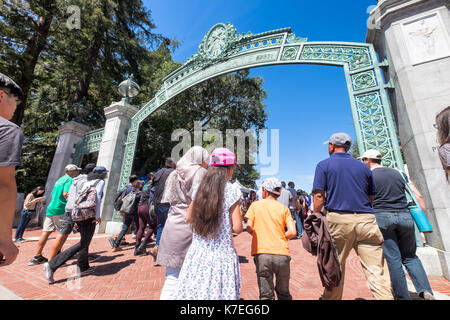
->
xmin=89 ymin=253 xmax=125 ymax=264
xmin=239 ymin=256 xmax=249 ymax=263
xmin=92 ymin=259 xmax=137 ymax=276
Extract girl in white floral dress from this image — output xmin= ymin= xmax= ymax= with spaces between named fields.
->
xmin=175 ymin=147 xmax=243 ymax=300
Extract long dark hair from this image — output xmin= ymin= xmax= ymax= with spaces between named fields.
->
xmin=436 ymin=106 xmax=450 ymax=146
xmin=87 ymin=172 xmax=107 ymax=181
xmin=31 ymin=186 xmax=45 ymax=197
xmin=191 ymin=166 xmax=230 ymax=239
xmin=436 ymin=106 xmax=450 ymax=179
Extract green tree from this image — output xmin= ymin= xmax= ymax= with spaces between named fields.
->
xmin=0 ymin=0 xmax=59 ymax=125
xmin=2 ymin=1 xmax=267 ymax=192
xmin=349 ymin=141 xmax=360 ymax=159
xmin=1 ymin=1 xmax=172 ymax=192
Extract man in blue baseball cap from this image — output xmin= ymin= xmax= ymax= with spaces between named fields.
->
xmin=0 ymin=73 xmax=23 ymax=266
xmin=93 ymin=166 xmax=108 ymax=173
xmin=322 ymin=132 xmax=352 ymax=148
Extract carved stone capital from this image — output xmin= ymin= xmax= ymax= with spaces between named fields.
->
xmin=58 ymin=121 xmax=90 ymax=137
xmin=367 ymin=0 xmax=447 ymax=44
xmin=104 ymin=100 xmax=139 ymax=120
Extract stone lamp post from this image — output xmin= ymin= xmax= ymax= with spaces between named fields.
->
xmin=118 ymin=75 xmax=141 ymax=104
xmin=96 ymin=76 xmax=141 ymax=234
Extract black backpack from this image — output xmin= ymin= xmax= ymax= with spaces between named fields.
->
xmin=113 ymin=187 xmax=127 ymax=211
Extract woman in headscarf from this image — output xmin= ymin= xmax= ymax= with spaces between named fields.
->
xmin=157 ymin=146 xmax=209 ymax=300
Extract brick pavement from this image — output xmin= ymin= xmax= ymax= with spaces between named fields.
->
xmin=1 ymin=227 xmax=449 ymax=300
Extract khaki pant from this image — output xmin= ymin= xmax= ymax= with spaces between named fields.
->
xmin=254 ymin=254 xmax=292 ymax=300
xmin=322 ymin=212 xmax=394 ymax=300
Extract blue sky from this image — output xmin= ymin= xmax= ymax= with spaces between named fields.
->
xmin=145 ymin=0 xmax=378 ymax=192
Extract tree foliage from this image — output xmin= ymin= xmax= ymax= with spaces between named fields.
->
xmin=0 ymin=0 xmax=171 ymax=192
xmin=349 ymin=141 xmax=360 ymax=159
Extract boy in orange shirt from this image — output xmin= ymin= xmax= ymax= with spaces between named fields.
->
xmin=245 ymin=177 xmax=297 ymax=300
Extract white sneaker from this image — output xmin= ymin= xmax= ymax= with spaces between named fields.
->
xmin=43 ymin=263 xmax=54 ymax=284
xmin=420 ymin=291 xmax=436 ymax=300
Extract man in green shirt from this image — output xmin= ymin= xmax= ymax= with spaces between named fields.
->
xmin=28 ymin=164 xmax=80 ymax=265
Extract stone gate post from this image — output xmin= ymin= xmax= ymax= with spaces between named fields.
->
xmin=96 ymin=100 xmax=139 ymax=234
xmin=42 ymin=121 xmax=90 ymax=222
xmin=367 ymin=0 xmax=450 ymax=279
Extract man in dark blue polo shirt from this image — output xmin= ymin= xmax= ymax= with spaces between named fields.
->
xmin=312 ymin=132 xmax=393 ymax=300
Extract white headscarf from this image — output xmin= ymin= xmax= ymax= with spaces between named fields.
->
xmin=161 ymin=146 xmax=209 ymax=205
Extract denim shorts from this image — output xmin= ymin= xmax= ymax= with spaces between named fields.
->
xmin=58 ymin=212 xmax=75 ymax=235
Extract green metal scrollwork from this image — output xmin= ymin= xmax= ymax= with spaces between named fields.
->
xmin=281 ymin=47 xmax=299 ymax=61
xmin=72 ymin=128 xmax=104 ymax=166
xmin=354 ymin=92 xmax=399 ymax=168
xmin=351 ymin=70 xmax=377 ymax=91
xmin=300 ymin=44 xmax=373 ymax=70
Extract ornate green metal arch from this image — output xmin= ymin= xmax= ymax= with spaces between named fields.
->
xmin=72 ymin=128 xmax=104 ymax=166
xmin=117 ymin=22 xmax=404 ymax=202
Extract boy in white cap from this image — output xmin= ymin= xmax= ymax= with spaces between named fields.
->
xmin=245 ymin=177 xmax=297 ymax=300
xmin=29 ymin=164 xmax=80 ymax=265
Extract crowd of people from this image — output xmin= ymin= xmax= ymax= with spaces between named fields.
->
xmin=20 ymin=140 xmax=436 ymax=300
xmin=1 ymin=72 xmax=449 ymax=301
xmin=240 ymin=181 xmax=310 ymax=240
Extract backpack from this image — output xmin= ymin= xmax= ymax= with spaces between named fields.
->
xmin=120 ymin=191 xmax=137 ymax=214
xmin=148 ymin=187 xmax=155 ymax=207
xmin=72 ymin=180 xmax=101 ymax=222
xmin=65 ymin=175 xmax=88 ymax=212
xmin=113 ymin=187 xmax=127 ymax=211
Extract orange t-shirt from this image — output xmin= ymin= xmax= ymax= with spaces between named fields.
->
xmin=245 ymin=198 xmax=293 ymax=256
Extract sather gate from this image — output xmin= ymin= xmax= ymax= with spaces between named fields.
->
xmin=117 ymin=23 xmax=403 ymax=187
xmin=72 ymin=23 xmax=404 ymax=224
xmin=55 ymin=1 xmax=450 ymax=280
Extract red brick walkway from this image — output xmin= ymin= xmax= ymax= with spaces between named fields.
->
xmin=1 ymin=228 xmax=449 ymax=300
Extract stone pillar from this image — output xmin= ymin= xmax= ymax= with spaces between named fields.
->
xmin=96 ymin=99 xmax=139 ymax=234
xmin=42 ymin=121 xmax=90 ymax=221
xmin=367 ymin=0 xmax=450 ymax=279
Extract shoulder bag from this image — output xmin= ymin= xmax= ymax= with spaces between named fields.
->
xmin=398 ymin=171 xmax=433 ymax=233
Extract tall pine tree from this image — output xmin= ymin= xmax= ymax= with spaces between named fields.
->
xmin=1 ymin=1 xmax=267 ymax=192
